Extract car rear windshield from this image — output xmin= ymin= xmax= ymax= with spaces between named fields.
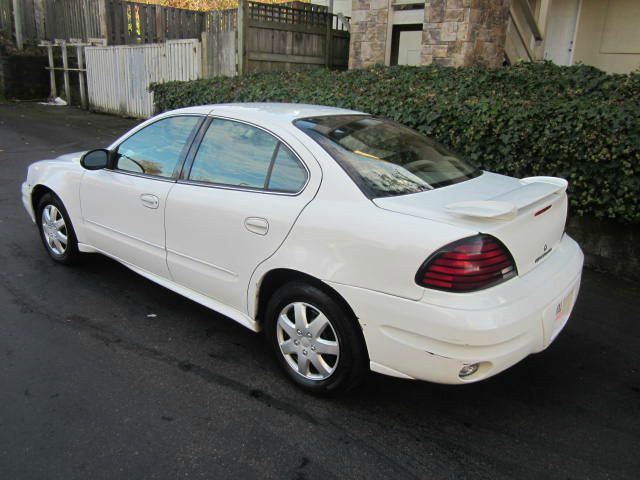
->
xmin=294 ymin=115 xmax=481 ymax=198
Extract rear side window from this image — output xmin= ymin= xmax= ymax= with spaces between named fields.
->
xmin=189 ymin=118 xmax=307 ymax=193
xmin=116 ymin=116 xmax=199 ymax=178
xmin=267 ymin=144 xmax=308 ymax=193
xmin=294 ymin=115 xmax=480 ymax=198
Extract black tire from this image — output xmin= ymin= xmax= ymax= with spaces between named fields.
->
xmin=36 ymin=192 xmax=81 ymax=265
xmin=264 ymin=282 xmax=368 ymax=395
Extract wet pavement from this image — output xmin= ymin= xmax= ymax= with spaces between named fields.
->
xmin=1 ymin=102 xmax=639 ymax=479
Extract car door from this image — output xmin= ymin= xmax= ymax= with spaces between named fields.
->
xmin=165 ymin=117 xmax=320 ymax=314
xmin=80 ymin=115 xmax=202 ymax=278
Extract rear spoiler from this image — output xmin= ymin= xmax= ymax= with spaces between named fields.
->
xmin=446 ymin=176 xmax=568 ymax=220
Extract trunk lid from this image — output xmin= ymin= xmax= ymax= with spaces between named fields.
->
xmin=373 ymin=172 xmax=568 ymax=277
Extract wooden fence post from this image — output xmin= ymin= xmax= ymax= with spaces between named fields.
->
xmin=237 ymin=0 xmax=248 ymax=75
xmin=45 ymin=42 xmax=56 ymax=97
xmin=11 ymin=0 xmax=23 ymax=50
xmin=98 ymin=0 xmax=108 ymax=43
xmin=60 ymin=41 xmax=71 ymax=103
xmin=76 ymin=45 xmax=87 ymax=109
xmin=122 ymin=1 xmax=130 ymax=44
xmin=325 ymin=12 xmax=332 ymax=68
xmin=34 ymin=0 xmax=46 ymax=42
xmin=201 ymin=31 xmax=209 ymax=78
xmin=155 ymin=5 xmax=164 ymax=42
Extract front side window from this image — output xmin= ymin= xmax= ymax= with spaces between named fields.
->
xmin=115 ymin=116 xmax=200 ymax=178
xmin=294 ymin=115 xmax=480 ymax=198
xmin=189 ymin=119 xmax=307 ymax=193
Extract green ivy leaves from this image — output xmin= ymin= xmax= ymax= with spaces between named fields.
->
xmin=151 ymin=62 xmax=640 ymax=223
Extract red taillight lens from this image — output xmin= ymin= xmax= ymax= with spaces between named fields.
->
xmin=416 ymin=234 xmax=517 ymax=292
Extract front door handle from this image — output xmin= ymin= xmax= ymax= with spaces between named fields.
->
xmin=140 ymin=193 xmax=159 ymax=209
xmin=244 ymin=217 xmax=269 ymax=235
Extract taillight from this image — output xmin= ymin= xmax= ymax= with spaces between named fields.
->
xmin=416 ymin=234 xmax=517 ymax=292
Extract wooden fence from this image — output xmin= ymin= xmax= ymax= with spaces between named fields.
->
xmin=201 ymin=2 xmax=349 ymax=77
xmin=201 ymin=8 xmax=236 ymax=78
xmin=1 ymin=0 xmax=237 ymax=46
xmin=0 ymin=0 xmax=105 ymax=48
xmin=108 ymin=0 xmax=208 ymax=45
xmin=2 ymin=0 xmax=350 ymax=72
xmin=0 ymin=0 xmax=11 ymax=35
xmin=247 ymin=2 xmax=348 ymax=72
xmin=85 ymin=39 xmax=201 ymax=118
xmin=202 ymin=31 xmax=236 ymax=77
xmin=45 ymin=0 xmax=106 ymax=41
xmin=207 ymin=8 xmax=237 ymax=33
xmin=4 ymin=1 xmax=349 ymax=115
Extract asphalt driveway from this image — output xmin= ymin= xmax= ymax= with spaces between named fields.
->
xmin=1 ymin=102 xmax=638 ymax=479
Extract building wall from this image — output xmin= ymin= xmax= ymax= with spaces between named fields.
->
xmin=572 ymin=0 xmax=640 ymax=74
xmin=422 ymin=0 xmax=510 ymax=67
xmin=345 ymin=0 xmax=640 ymax=73
xmin=347 ymin=0 xmax=511 ymax=69
xmin=348 ymin=0 xmax=390 ymax=69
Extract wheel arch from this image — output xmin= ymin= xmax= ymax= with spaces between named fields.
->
xmin=31 ymin=184 xmax=56 ymax=216
xmin=254 ymin=268 xmax=361 ymax=334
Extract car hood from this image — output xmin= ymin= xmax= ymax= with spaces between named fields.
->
xmin=53 ymin=151 xmax=86 ymax=164
xmin=33 ymin=151 xmax=87 ymax=168
xmin=373 ymin=172 xmax=569 ymax=277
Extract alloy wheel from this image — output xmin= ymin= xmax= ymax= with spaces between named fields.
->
xmin=41 ymin=204 xmax=68 ymax=255
xmin=276 ymin=302 xmax=340 ymax=380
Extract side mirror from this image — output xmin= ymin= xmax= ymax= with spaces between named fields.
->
xmin=80 ymin=149 xmax=110 ymax=170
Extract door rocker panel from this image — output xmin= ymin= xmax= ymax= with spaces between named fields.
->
xmin=86 ymin=244 xmax=260 ymax=332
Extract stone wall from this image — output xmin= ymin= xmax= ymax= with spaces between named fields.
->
xmin=348 ymin=0 xmax=390 ymax=69
xmin=566 ymin=216 xmax=640 ymax=282
xmin=348 ymin=0 xmax=512 ymax=69
xmin=422 ymin=0 xmax=510 ymax=67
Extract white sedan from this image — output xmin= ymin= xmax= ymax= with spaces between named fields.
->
xmin=21 ymin=103 xmax=583 ymax=394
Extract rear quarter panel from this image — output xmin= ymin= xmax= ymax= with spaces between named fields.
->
xmin=248 ymin=183 xmax=474 ymax=317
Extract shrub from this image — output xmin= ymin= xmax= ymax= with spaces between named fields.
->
xmin=151 ymin=62 xmax=640 ymax=223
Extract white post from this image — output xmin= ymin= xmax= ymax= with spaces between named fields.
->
xmin=45 ymin=43 xmax=56 ymax=98
xmin=60 ymin=41 xmax=71 ymax=104
xmin=76 ymin=45 xmax=87 ymax=109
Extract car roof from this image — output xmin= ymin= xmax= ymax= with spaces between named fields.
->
xmin=164 ymin=103 xmax=366 ymax=124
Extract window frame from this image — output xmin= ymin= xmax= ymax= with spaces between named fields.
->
xmin=178 ymin=115 xmax=310 ymax=196
xmin=108 ymin=114 xmax=206 ymax=182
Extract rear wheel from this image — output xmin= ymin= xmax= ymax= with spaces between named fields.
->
xmin=36 ymin=193 xmax=81 ymax=265
xmin=265 ymin=282 xmax=368 ymax=394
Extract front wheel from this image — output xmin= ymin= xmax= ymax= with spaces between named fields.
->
xmin=264 ymin=282 xmax=368 ymax=395
xmin=36 ymin=193 xmax=81 ymax=265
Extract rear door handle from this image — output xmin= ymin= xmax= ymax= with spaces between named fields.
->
xmin=140 ymin=193 xmax=159 ymax=209
xmin=244 ymin=217 xmax=269 ymax=235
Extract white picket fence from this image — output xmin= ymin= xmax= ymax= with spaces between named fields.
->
xmin=85 ymin=39 xmax=202 ymax=118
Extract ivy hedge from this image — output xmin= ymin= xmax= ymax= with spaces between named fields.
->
xmin=151 ymin=62 xmax=640 ymax=223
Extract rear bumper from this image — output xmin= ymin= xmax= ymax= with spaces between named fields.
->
xmin=329 ymin=234 xmax=584 ymax=384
